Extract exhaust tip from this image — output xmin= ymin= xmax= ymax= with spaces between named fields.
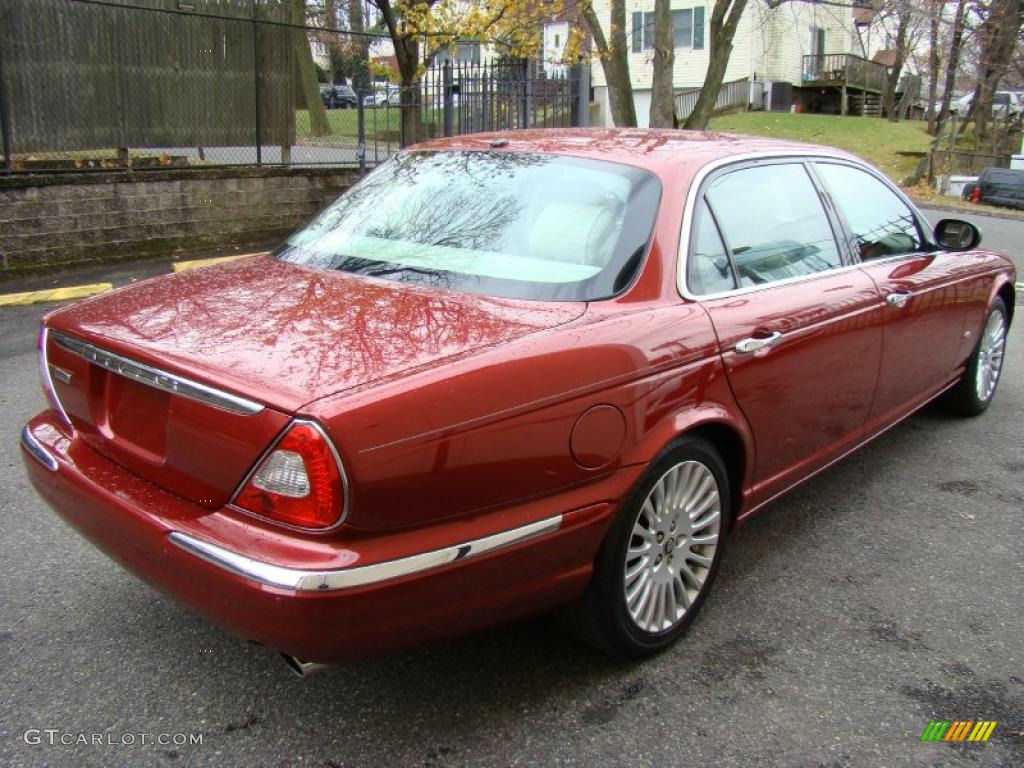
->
xmin=281 ymin=653 xmax=330 ymax=678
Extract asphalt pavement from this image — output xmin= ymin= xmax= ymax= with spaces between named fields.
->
xmin=1 ymin=214 xmax=1022 ymax=767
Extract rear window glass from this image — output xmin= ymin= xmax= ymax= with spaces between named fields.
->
xmin=274 ymin=151 xmax=661 ymax=301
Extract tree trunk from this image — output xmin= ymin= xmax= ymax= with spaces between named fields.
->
xmin=924 ymin=0 xmax=940 ymax=131
xmin=649 ymin=0 xmax=675 ymax=127
xmin=582 ymin=0 xmax=637 ymax=126
xmin=932 ymin=0 xmax=969 ymax=135
xmin=881 ymin=7 xmax=911 ymax=123
xmin=292 ymin=0 xmax=331 ymax=136
xmin=969 ymin=0 xmax=1023 ymax=145
xmin=684 ymin=0 xmax=746 ymax=130
xmin=346 ymin=0 xmax=371 ymax=92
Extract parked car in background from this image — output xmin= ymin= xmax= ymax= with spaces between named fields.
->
xmin=320 ymin=84 xmax=357 ymax=110
xmin=366 ymin=85 xmax=400 ymax=106
xmin=962 ymin=167 xmax=1024 ymax=210
xmin=22 ymin=130 xmax=1015 ymax=673
xmin=950 ymin=91 xmax=1022 ymax=120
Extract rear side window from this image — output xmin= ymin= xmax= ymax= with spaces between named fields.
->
xmin=704 ymin=163 xmax=842 ymax=286
xmin=815 ymin=163 xmax=922 ymax=259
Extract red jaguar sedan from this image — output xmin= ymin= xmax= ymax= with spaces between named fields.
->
xmin=21 ymin=129 xmax=1015 ymax=673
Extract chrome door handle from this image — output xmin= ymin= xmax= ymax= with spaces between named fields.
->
xmin=886 ymin=291 xmax=912 ymax=308
xmin=735 ymin=331 xmax=782 ymax=354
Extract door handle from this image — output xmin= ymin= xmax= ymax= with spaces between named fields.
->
xmin=886 ymin=290 xmax=912 ymax=308
xmin=735 ymin=331 xmax=782 ymax=354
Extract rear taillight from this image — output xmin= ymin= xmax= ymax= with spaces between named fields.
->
xmin=38 ymin=325 xmax=72 ymax=431
xmin=233 ymin=421 xmax=347 ymax=530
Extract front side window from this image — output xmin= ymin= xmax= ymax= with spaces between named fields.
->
xmin=703 ymin=163 xmax=842 ymax=286
xmin=815 ymin=163 xmax=923 ymax=259
xmin=276 ymin=151 xmax=661 ymax=302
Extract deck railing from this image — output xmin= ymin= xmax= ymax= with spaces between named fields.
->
xmin=675 ymin=77 xmax=750 ymax=123
xmin=802 ymin=54 xmax=886 ymax=93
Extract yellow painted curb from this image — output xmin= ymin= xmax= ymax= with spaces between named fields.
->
xmin=0 ymin=282 xmax=113 ymax=307
xmin=172 ymin=252 xmax=267 ymax=272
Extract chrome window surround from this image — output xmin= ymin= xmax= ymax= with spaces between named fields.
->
xmin=227 ymin=418 xmax=352 ymax=533
xmin=676 ymin=151 xmax=936 ymax=302
xmin=168 ymin=513 xmax=563 ymax=591
xmin=50 ymin=331 xmax=264 ymax=416
xmin=21 ymin=426 xmax=58 ymax=472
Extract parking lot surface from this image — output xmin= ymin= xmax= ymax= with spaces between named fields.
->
xmin=1 ymin=212 xmax=1021 ymax=767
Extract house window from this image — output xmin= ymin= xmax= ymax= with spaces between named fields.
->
xmin=633 ymin=7 xmax=705 ymax=52
xmin=436 ymin=42 xmax=481 ymax=65
xmin=811 ymin=26 xmax=826 ymax=57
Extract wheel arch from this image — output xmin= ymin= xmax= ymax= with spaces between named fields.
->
xmin=627 ymin=408 xmax=754 ymax=531
xmin=995 ymin=279 xmax=1015 ymax=326
xmin=678 ymin=421 xmax=748 ymax=531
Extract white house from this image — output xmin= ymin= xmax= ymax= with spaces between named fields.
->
xmin=588 ymin=0 xmax=863 ymax=126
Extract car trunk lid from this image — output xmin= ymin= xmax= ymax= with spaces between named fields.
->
xmin=43 ymin=256 xmax=585 ymax=506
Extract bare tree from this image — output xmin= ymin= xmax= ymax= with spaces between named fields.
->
xmin=924 ymin=0 xmax=941 ymax=126
xmin=649 ymin=0 xmax=676 ymax=126
xmin=930 ymin=0 xmax=970 ymax=134
xmin=581 ymin=0 xmax=638 ymax=126
xmin=967 ymin=0 xmax=1024 ymax=143
xmin=878 ymin=0 xmax=920 ymax=122
xmin=683 ymin=0 xmax=747 ymax=130
xmin=292 ymin=0 xmax=331 ymax=136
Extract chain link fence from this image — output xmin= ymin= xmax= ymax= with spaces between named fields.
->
xmin=0 ymin=0 xmax=588 ymax=174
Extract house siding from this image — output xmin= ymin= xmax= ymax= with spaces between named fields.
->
xmin=589 ymin=0 xmax=854 ymax=125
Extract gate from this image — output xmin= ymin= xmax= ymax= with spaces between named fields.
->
xmin=357 ymin=60 xmax=589 ymax=170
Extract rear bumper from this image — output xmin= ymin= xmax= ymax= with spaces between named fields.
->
xmin=21 ymin=412 xmax=632 ymax=661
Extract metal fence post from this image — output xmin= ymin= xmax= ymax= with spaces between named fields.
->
xmin=251 ymin=0 xmax=262 ymax=168
xmin=521 ymin=59 xmax=532 ymax=129
xmin=0 ymin=29 xmax=13 ymax=171
xmin=357 ymin=93 xmax=366 ymax=176
xmin=570 ymin=64 xmax=590 ymax=127
xmin=443 ymin=61 xmax=454 ymax=138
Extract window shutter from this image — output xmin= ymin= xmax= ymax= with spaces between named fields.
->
xmin=632 ymin=12 xmax=643 ymax=52
xmin=693 ymin=7 xmax=705 ymax=49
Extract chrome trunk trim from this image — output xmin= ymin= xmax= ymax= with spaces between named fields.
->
xmin=51 ymin=331 xmax=264 ymax=415
xmin=168 ymin=513 xmax=563 ymax=592
xmin=21 ymin=426 xmax=58 ymax=472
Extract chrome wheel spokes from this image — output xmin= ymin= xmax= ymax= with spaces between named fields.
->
xmin=624 ymin=461 xmax=722 ymax=634
xmin=976 ymin=311 xmax=1006 ymax=402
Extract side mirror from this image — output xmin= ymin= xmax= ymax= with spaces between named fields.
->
xmin=934 ymin=219 xmax=981 ymax=251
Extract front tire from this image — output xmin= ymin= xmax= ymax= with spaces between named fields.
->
xmin=565 ymin=437 xmax=731 ymax=658
xmin=942 ymin=298 xmax=1008 ymax=416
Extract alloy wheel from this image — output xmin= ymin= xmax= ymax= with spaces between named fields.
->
xmin=623 ymin=460 xmax=722 ymax=634
xmin=975 ymin=310 xmax=1006 ymax=402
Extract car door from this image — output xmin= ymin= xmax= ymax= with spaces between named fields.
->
xmin=812 ymin=161 xmax=968 ymax=425
xmin=685 ymin=160 xmax=884 ymax=502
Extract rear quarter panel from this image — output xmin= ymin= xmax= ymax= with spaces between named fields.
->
xmin=304 ymin=303 xmax=741 ymax=532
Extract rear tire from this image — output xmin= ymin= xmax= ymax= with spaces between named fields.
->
xmin=941 ymin=298 xmax=1008 ymax=416
xmin=563 ymin=436 xmax=731 ymax=658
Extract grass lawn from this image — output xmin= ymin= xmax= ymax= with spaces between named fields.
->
xmin=295 ymin=107 xmax=404 ymax=144
xmin=708 ymin=112 xmax=932 ymax=184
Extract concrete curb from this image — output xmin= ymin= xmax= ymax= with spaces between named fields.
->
xmin=0 ymin=283 xmax=114 ymax=307
xmin=914 ymin=199 xmax=1024 ymax=222
xmin=0 ymin=252 xmax=268 ymax=306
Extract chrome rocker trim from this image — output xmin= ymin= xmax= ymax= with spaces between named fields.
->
xmin=51 ymin=332 xmax=264 ymax=416
xmin=168 ymin=514 xmax=564 ymax=592
xmin=21 ymin=426 xmax=58 ymax=472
